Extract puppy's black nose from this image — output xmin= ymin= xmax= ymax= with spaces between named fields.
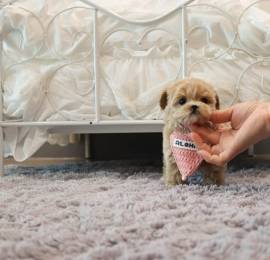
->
xmin=191 ymin=105 xmax=198 ymax=113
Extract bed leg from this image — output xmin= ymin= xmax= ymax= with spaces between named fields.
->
xmin=0 ymin=127 xmax=4 ymax=176
xmin=84 ymin=134 xmax=90 ymax=159
xmin=248 ymin=145 xmax=255 ymax=157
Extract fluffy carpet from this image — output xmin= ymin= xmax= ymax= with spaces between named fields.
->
xmin=1 ymin=161 xmax=270 ymax=260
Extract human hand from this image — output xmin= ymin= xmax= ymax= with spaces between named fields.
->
xmin=190 ymin=101 xmax=270 ymax=166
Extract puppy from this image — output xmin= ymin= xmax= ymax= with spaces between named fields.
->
xmin=160 ymin=78 xmax=226 ymax=186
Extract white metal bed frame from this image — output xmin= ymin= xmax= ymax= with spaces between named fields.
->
xmin=0 ymin=0 xmax=268 ymax=175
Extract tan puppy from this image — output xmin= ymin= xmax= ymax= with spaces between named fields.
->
xmin=160 ymin=78 xmax=226 ymax=186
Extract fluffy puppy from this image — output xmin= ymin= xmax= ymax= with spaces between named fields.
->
xmin=160 ymin=78 xmax=226 ymax=186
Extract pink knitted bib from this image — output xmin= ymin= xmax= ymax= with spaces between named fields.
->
xmin=170 ymin=129 xmax=203 ymax=181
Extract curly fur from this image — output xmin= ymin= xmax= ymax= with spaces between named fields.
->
xmin=160 ymin=78 xmax=226 ymax=186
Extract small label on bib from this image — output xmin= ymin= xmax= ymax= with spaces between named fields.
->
xmin=170 ymin=129 xmax=203 ymax=181
xmin=173 ymin=139 xmax=197 ymax=150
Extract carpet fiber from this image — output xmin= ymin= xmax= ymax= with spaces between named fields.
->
xmin=1 ymin=161 xmax=270 ymax=260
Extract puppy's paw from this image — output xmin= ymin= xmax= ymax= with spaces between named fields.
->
xmin=164 ymin=173 xmax=184 ymax=187
xmin=164 ymin=177 xmax=177 ymax=187
xmin=204 ymin=172 xmax=225 ymax=186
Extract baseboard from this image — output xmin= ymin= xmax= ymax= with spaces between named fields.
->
xmin=5 ymin=157 xmax=86 ymax=166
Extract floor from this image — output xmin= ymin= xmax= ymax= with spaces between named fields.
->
xmin=1 ymin=160 xmax=270 ymax=259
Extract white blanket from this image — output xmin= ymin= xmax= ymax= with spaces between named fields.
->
xmin=1 ymin=0 xmax=269 ymax=160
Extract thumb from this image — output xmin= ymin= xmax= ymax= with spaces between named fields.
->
xmin=210 ymin=107 xmax=233 ymax=124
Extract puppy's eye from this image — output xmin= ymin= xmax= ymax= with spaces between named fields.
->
xmin=178 ymin=97 xmax=186 ymax=105
xmin=201 ymin=97 xmax=209 ymax=104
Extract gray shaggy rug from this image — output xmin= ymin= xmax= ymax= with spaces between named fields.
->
xmin=1 ymin=161 xmax=270 ymax=260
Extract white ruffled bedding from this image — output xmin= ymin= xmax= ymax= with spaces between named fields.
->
xmin=1 ymin=0 xmax=270 ymax=161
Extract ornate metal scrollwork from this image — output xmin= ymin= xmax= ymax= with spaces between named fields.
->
xmin=1 ymin=0 xmax=270 ymax=120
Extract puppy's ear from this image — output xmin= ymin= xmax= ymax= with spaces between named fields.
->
xmin=160 ymin=90 xmax=168 ymax=110
xmin=215 ymin=94 xmax=220 ymax=110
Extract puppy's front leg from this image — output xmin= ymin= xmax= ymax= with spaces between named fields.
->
xmin=164 ymin=155 xmax=183 ymax=186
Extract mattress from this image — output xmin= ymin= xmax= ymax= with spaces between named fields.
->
xmin=1 ymin=0 xmax=270 ymax=160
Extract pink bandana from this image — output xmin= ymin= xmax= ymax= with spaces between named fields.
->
xmin=170 ymin=129 xmax=203 ymax=181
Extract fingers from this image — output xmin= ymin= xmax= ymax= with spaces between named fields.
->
xmin=189 ymin=132 xmax=212 ymax=153
xmin=190 ymin=125 xmax=220 ymax=145
xmin=197 ymin=150 xmax=227 ymax=166
xmin=190 ymin=132 xmax=228 ymax=166
xmin=210 ymin=107 xmax=233 ymax=124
